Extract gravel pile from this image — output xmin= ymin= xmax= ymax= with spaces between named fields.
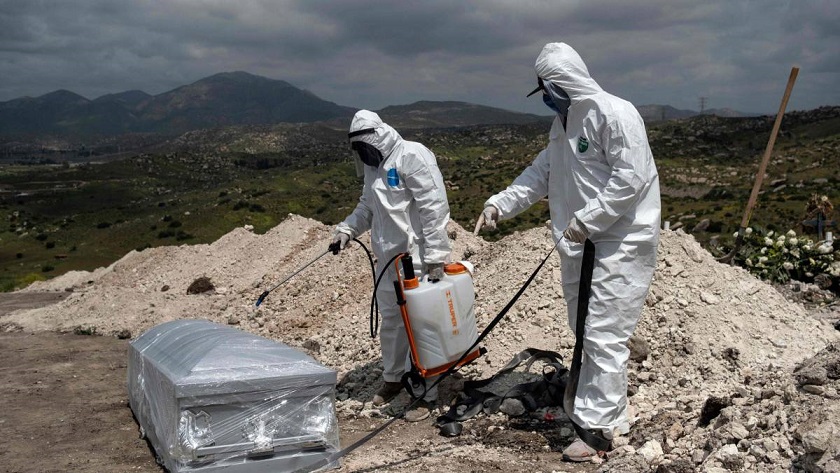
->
xmin=7 ymin=215 xmax=839 ymax=472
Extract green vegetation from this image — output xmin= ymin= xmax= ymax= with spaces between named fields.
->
xmin=1 ymin=108 xmax=838 ymax=292
xmin=719 ymin=227 xmax=839 ymax=286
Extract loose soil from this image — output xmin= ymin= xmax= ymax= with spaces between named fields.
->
xmin=2 ymin=215 xmax=839 ymax=472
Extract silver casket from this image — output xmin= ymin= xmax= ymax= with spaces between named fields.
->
xmin=128 ymin=319 xmax=340 ymax=473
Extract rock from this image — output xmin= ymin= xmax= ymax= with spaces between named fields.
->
xmin=796 ymin=414 xmax=837 ymax=454
xmin=692 ymin=219 xmax=710 ymax=233
xmin=637 ymin=439 xmax=664 ymax=464
xmin=802 ymin=384 xmax=825 ymax=395
xmin=795 ymin=365 xmax=828 ymax=386
xmin=606 ymin=444 xmax=635 ymax=459
xmin=762 ymin=438 xmax=779 ymax=453
xmin=715 ymin=444 xmax=743 ymax=469
xmin=612 ymin=436 xmax=630 ymax=448
xmin=698 ymin=396 xmax=731 ymax=427
xmin=629 ymin=335 xmax=651 ymax=362
xmin=499 ymin=398 xmax=526 ymax=416
xmin=699 ymin=292 xmax=720 ymax=305
xmin=186 ymin=276 xmax=214 ymax=294
xmin=666 ymin=422 xmax=685 ymax=442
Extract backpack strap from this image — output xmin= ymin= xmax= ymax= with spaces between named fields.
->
xmin=564 ymin=239 xmax=612 ymax=452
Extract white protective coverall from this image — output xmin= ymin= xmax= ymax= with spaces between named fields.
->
xmin=336 ymin=110 xmax=451 ymax=400
xmin=485 ymin=43 xmax=660 ymax=436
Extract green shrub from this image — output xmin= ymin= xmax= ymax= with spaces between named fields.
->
xmin=73 ymin=326 xmax=97 ymax=336
xmin=724 ymin=228 xmax=839 ymax=287
xmin=176 ymin=231 xmax=194 ymax=241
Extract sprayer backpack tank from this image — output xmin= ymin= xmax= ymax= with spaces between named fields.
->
xmin=394 ymin=255 xmax=482 ymax=378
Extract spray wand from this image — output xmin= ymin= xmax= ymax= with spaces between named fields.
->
xmin=254 ymin=249 xmax=331 ymax=307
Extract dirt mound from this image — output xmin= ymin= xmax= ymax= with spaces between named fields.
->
xmin=5 ymin=215 xmax=839 ymax=472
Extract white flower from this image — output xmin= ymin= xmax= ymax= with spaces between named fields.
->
xmin=775 ymin=240 xmax=785 ymax=248
xmin=764 ymin=238 xmax=774 ymax=246
xmin=777 ymin=235 xmax=786 ymax=242
xmin=767 ymin=231 xmax=775 ymax=237
xmin=746 ymin=258 xmax=753 ymax=267
xmin=818 ymin=244 xmax=833 ymax=254
xmin=803 ymin=244 xmax=812 ymax=251
xmin=786 ymin=229 xmax=797 ymax=238
xmin=759 ymin=256 xmax=768 ymax=264
xmin=745 ymin=227 xmax=753 ymax=235
xmin=783 ymin=262 xmax=794 ymax=270
xmin=791 ymin=248 xmax=800 ymax=258
xmin=733 ymin=232 xmax=739 ymax=238
xmin=788 ymin=237 xmax=798 ymax=246
xmin=806 ymin=272 xmax=814 ymax=277
xmin=761 ymin=247 xmax=768 ymax=254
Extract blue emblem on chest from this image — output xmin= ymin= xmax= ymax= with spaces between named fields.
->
xmin=387 ymin=168 xmax=400 ymax=187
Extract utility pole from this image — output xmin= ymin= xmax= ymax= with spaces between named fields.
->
xmin=699 ymin=97 xmax=708 ymax=114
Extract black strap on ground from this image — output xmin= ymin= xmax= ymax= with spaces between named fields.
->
xmin=435 ymin=348 xmax=569 ymax=436
xmin=564 ymin=239 xmax=612 ymax=452
xmin=293 ymin=239 xmax=564 ymax=473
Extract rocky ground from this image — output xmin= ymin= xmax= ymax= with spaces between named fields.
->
xmin=3 ymin=215 xmax=839 ymax=472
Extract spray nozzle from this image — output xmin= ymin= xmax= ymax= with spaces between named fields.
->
xmin=400 ymin=254 xmax=415 ymax=280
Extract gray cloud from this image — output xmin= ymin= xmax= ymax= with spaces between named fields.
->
xmin=0 ymin=0 xmax=837 ymax=114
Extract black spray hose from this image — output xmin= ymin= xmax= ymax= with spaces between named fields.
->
xmin=349 ymin=238 xmax=382 ymax=338
xmin=368 ymin=251 xmax=406 ymax=338
xmin=294 ymin=238 xmax=566 ymax=473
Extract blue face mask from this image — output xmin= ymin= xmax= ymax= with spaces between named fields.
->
xmin=542 ymin=81 xmax=571 ymax=118
xmin=543 ymin=93 xmax=561 ymax=114
xmin=351 ymin=141 xmax=383 ymax=167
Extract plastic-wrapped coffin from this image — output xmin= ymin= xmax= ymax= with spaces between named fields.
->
xmin=127 ymin=319 xmax=340 ymax=473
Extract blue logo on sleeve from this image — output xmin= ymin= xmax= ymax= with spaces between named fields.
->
xmin=387 ymin=168 xmax=400 ymax=187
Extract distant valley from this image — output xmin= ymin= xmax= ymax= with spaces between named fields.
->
xmin=1 ymin=71 xmax=752 ymax=149
xmin=0 ymin=72 xmax=837 ymax=292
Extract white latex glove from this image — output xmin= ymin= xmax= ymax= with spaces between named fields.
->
xmin=562 ymin=218 xmax=589 ymax=244
xmin=427 ymin=263 xmax=445 ymax=282
xmin=329 ymin=232 xmax=350 ymax=254
xmin=473 ymin=206 xmax=500 ymax=235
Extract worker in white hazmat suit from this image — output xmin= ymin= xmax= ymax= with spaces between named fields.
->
xmin=475 ymin=43 xmax=660 ymax=461
xmin=332 ymin=109 xmax=451 ymax=422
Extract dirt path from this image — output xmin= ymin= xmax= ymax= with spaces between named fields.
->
xmin=0 ymin=330 xmax=595 ymax=473
xmin=0 ymin=331 xmax=159 ymax=473
xmin=0 ymin=292 xmax=69 ymax=317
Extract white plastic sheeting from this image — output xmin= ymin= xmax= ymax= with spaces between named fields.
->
xmin=128 ymin=319 xmax=339 ymax=473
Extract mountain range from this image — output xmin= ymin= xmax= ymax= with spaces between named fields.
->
xmin=0 ymin=71 xmax=750 ymax=138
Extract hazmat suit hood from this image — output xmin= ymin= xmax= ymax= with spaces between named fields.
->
xmin=535 ymin=43 xmax=603 ymax=103
xmin=348 ymin=110 xmax=401 ymax=159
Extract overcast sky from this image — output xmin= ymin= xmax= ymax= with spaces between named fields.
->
xmin=1 ymin=0 xmax=838 ymax=115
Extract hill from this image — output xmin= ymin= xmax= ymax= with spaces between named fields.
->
xmin=375 ymin=101 xmax=549 ymax=128
xmin=0 ymin=72 xmax=355 ymax=138
xmin=0 ymin=106 xmax=837 ymax=293
xmin=638 ymin=104 xmax=755 ymax=123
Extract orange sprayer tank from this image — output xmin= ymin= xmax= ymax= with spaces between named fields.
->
xmin=399 ymin=260 xmax=482 ymax=377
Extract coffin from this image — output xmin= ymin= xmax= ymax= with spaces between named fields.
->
xmin=127 ymin=319 xmax=340 ymax=472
